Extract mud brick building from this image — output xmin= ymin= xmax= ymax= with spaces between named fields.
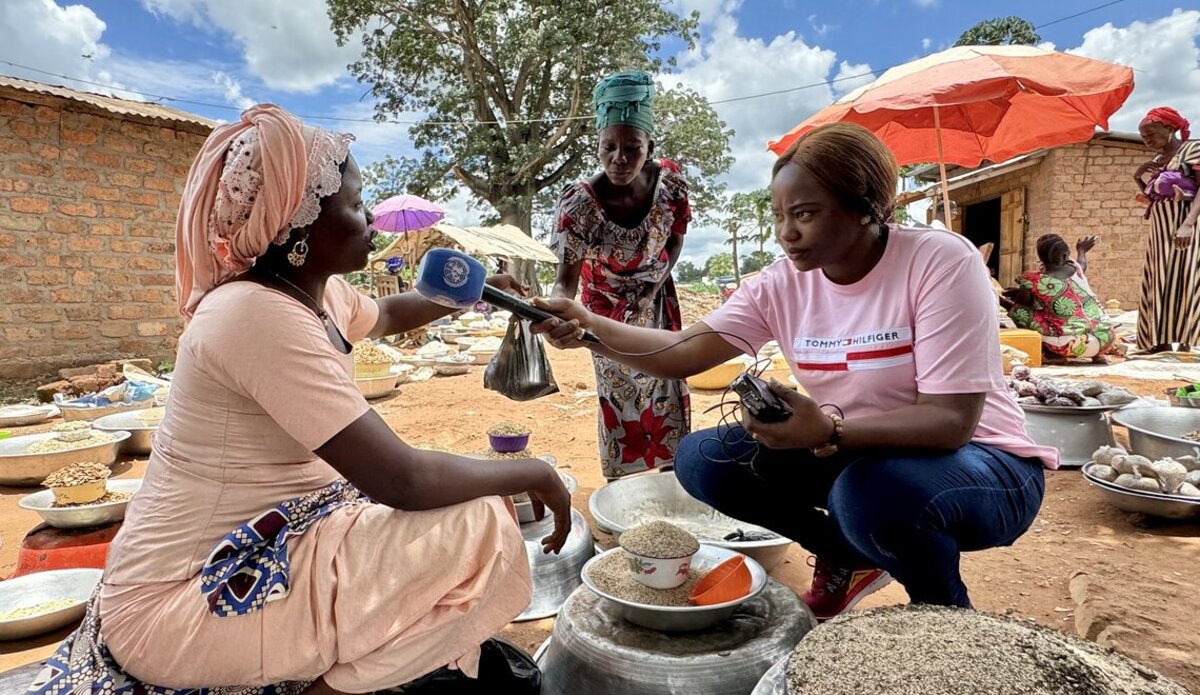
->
xmin=902 ymin=132 xmax=1152 ymax=308
xmin=0 ymin=76 xmax=214 ymax=378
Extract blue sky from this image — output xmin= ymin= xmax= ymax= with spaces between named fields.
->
xmin=2 ymin=0 xmax=1197 ymax=264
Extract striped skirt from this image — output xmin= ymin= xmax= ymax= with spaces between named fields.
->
xmin=1137 ymin=198 xmax=1200 ymax=350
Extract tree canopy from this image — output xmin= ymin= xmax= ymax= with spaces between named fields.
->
xmin=331 ymin=0 xmax=733 ymax=237
xmin=955 ymin=17 xmax=1041 ymax=47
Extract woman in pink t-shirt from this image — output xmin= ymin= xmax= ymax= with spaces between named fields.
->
xmin=533 ymin=123 xmax=1057 ymax=621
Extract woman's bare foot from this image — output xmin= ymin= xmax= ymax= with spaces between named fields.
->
xmin=1144 ymin=343 xmax=1173 ymax=355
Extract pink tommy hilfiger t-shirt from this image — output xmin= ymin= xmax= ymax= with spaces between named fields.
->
xmin=705 ymin=225 xmax=1060 ymax=469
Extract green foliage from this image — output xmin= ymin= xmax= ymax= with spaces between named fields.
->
xmin=704 ymin=252 xmax=734 ymax=278
xmin=674 ymin=260 xmax=703 ymax=282
xmin=954 ymin=17 xmax=1040 ymax=47
xmin=685 ymin=280 xmax=720 ymax=295
xmin=329 ymin=0 xmax=732 ymax=232
xmin=740 ymin=250 xmax=776 ymax=274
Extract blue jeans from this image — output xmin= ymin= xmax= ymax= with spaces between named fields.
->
xmin=673 ymin=425 xmax=1045 ymax=608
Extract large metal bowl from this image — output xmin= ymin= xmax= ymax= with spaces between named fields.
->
xmin=537 ymin=579 xmax=813 ymax=695
xmin=751 ymin=655 xmax=788 ymax=695
xmin=1111 ymin=407 xmax=1200 ymax=461
xmin=1081 ymin=464 xmax=1200 ymax=521
xmin=0 ymin=404 xmax=59 ymax=428
xmin=581 ymin=544 xmax=768 ymax=632
xmin=516 ymin=508 xmax=594 ymax=621
xmin=0 ymin=431 xmax=130 ymax=486
xmin=590 ymin=471 xmax=794 ymax=571
xmin=1018 ymin=403 xmax=1116 ymax=468
xmin=354 ymin=373 xmax=399 ymax=400
xmin=93 ymin=410 xmax=159 ymax=455
xmin=18 ymin=478 xmax=142 ymax=529
xmin=0 ymin=568 xmax=101 ymax=641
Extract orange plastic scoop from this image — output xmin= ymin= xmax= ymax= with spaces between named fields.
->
xmin=688 ymin=556 xmax=751 ymax=606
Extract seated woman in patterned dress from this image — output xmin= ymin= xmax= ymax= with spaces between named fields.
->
xmin=28 ymin=104 xmax=569 ymax=695
xmin=1002 ymin=234 xmax=1115 ymax=363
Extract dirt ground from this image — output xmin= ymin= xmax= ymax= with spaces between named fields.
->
xmin=1 ymin=350 xmax=1197 ymax=691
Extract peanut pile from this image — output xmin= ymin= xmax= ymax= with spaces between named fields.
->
xmin=42 ymin=462 xmax=111 ymax=488
xmin=352 ymin=341 xmax=392 ymax=366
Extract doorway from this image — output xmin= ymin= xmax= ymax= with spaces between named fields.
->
xmin=964 ymin=198 xmax=1001 ymax=280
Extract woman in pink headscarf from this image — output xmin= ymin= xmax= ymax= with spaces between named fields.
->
xmin=28 ymin=105 xmax=567 ymax=695
xmin=1134 ymin=106 xmax=1200 ymax=353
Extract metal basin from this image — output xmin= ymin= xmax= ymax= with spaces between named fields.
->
xmin=1111 ymin=407 xmax=1200 ymax=461
xmin=93 ymin=410 xmax=159 ymax=455
xmin=537 ymin=579 xmax=813 ymax=695
xmin=751 ymin=655 xmax=788 ymax=695
xmin=0 ymin=431 xmax=130 ymax=486
xmin=589 ymin=471 xmax=794 ymax=571
xmin=0 ymin=568 xmax=101 ymax=641
xmin=516 ymin=508 xmax=594 ymax=621
xmin=1019 ymin=403 xmax=1116 ymax=468
xmin=354 ymin=373 xmax=399 ymax=400
xmin=1082 ymin=464 xmax=1200 ymax=521
xmin=580 ymin=545 xmax=767 ymax=633
xmin=18 ymin=478 xmax=142 ymax=529
xmin=0 ymin=405 xmax=59 ymax=428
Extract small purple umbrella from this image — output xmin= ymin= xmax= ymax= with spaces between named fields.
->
xmin=371 ymin=194 xmax=445 ymax=234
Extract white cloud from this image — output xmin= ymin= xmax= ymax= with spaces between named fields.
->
xmin=808 ymin=14 xmax=834 ymax=37
xmin=213 ymin=71 xmax=253 ymax=111
xmin=667 ymin=11 xmax=844 ymax=264
xmin=913 ymin=0 xmax=938 ymax=7
xmin=1067 ymin=9 xmax=1200 ymax=134
xmin=921 ymin=37 xmax=932 ymax=50
xmin=0 ymin=0 xmax=111 ymax=87
xmin=141 ymin=0 xmax=361 ymax=93
xmin=669 ymin=0 xmax=740 ymax=25
xmin=832 ymin=60 xmax=875 ymax=97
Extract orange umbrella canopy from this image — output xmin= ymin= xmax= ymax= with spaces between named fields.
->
xmin=768 ymin=45 xmax=1134 ymax=167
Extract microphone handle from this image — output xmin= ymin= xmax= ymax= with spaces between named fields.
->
xmin=480 ymin=285 xmax=600 ymax=344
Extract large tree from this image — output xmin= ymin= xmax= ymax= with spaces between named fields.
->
xmin=331 ymin=0 xmax=733 ymax=244
xmin=955 ymin=17 xmax=1040 ymax=47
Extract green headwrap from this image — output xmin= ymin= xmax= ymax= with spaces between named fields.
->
xmin=593 ymin=71 xmax=655 ymax=136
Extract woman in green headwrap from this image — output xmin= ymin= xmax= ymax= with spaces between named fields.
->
xmin=549 ymin=70 xmax=691 ymax=480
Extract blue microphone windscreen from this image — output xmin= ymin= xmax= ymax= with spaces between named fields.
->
xmin=415 ymin=248 xmax=487 ymax=309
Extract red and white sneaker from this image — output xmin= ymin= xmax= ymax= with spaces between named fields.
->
xmin=801 ymin=556 xmax=893 ymax=621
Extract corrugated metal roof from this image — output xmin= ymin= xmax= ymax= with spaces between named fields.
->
xmin=0 ymin=75 xmax=216 ymax=130
xmin=371 ymin=223 xmax=558 ymax=265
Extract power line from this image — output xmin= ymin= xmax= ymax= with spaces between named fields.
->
xmin=0 ymin=0 xmax=1130 ymax=127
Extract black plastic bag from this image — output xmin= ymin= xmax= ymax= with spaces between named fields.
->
xmin=483 ymin=319 xmax=559 ymax=401
xmin=384 ymin=638 xmax=541 ymax=694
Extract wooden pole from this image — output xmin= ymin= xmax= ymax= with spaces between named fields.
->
xmin=934 ymin=104 xmax=954 ymax=231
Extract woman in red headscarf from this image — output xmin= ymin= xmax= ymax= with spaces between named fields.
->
xmin=1133 ymin=107 xmax=1200 ymax=353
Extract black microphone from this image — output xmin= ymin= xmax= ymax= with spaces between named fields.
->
xmin=481 ymin=285 xmax=600 ymax=344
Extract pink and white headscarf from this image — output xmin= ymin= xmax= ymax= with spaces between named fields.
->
xmin=175 ymin=104 xmax=354 ymax=318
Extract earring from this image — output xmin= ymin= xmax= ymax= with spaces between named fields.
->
xmin=860 ymin=215 xmax=871 ymax=225
xmin=287 ymin=238 xmax=309 ymax=267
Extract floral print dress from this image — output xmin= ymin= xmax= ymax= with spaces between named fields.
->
xmin=1010 ymin=268 xmax=1115 ymax=358
xmin=550 ymin=160 xmax=691 ymax=479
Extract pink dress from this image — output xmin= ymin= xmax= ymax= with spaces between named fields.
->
xmin=91 ymin=277 xmax=531 ymax=692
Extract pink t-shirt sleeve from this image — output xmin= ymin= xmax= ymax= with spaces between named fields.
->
xmin=702 ymin=272 xmax=776 ymax=356
xmin=327 ymin=275 xmax=380 ymax=343
xmin=913 ymin=251 xmax=1004 ymax=395
xmin=203 ymin=298 xmax=370 ymax=451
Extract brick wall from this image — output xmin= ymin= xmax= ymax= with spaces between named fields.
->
xmin=0 ymin=96 xmax=210 ymax=378
xmin=948 ymin=140 xmax=1150 ymax=308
